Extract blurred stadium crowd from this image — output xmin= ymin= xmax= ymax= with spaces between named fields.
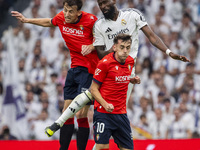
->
xmin=0 ymin=0 xmax=200 ymax=140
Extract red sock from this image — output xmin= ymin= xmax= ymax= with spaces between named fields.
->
xmin=77 ymin=117 xmax=89 ymax=128
xmin=64 ymin=118 xmax=74 ymax=125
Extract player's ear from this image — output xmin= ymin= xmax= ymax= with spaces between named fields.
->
xmin=77 ymin=10 xmax=82 ymax=17
xmin=113 ymin=44 xmax=117 ymax=52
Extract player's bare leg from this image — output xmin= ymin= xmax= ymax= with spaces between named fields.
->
xmin=119 ymin=145 xmax=133 ymax=150
xmin=96 ymin=144 xmax=109 ymax=150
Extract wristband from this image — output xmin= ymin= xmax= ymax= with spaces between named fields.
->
xmin=166 ymin=49 xmax=171 ymax=56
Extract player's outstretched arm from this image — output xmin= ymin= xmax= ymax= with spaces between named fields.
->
xmin=141 ymin=25 xmax=190 ymax=62
xmin=11 ymin=11 xmax=54 ymax=27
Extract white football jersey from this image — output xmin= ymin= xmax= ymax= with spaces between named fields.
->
xmin=93 ymin=8 xmax=148 ymax=59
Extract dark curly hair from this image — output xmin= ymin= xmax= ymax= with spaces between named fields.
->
xmin=63 ymin=0 xmax=83 ymax=11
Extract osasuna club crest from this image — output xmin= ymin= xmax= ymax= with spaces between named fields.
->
xmin=80 ymin=25 xmax=84 ymax=30
xmin=128 ymin=64 xmax=131 ymax=70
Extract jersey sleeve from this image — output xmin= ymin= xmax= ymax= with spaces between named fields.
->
xmin=93 ymin=20 xmax=105 ymax=46
xmin=133 ymin=9 xmax=148 ymax=30
xmin=51 ymin=11 xmax=62 ymax=26
xmin=93 ymin=60 xmax=108 ymax=84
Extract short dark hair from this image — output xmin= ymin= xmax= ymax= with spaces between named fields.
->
xmin=113 ymin=34 xmax=132 ymax=44
xmin=63 ymin=0 xmax=83 ymax=10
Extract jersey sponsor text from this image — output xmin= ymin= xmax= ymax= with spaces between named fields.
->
xmin=115 ymin=75 xmax=130 ymax=82
xmin=63 ymin=26 xmax=84 ymax=36
xmin=107 ymin=28 xmax=129 ymax=39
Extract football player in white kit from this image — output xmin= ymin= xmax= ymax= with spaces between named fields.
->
xmin=45 ymin=0 xmax=190 ymax=143
xmin=92 ymin=0 xmax=189 ymax=108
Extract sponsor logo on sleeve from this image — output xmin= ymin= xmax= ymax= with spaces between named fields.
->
xmin=140 ymin=14 xmax=146 ymax=22
xmin=95 ymin=68 xmax=101 ymax=75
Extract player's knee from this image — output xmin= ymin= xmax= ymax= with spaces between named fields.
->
xmin=84 ymin=90 xmax=94 ymax=101
xmin=96 ymin=144 xmax=109 ymax=150
xmin=62 ymin=100 xmax=72 ymax=112
xmin=76 ymin=106 xmax=90 ymax=119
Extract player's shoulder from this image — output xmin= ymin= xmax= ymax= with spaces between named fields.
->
xmin=94 ymin=16 xmax=105 ymax=25
xmin=82 ymin=11 xmax=97 ymax=21
xmin=99 ymin=53 xmax=114 ymax=64
xmin=126 ymin=55 xmax=135 ymax=64
xmin=121 ymin=8 xmax=143 ymax=16
xmin=54 ymin=11 xmax=64 ymax=19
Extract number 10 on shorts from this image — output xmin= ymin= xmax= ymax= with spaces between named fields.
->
xmin=96 ymin=122 xmax=105 ymax=133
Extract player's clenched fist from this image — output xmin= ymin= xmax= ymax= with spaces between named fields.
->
xmin=130 ymin=76 xmax=141 ymax=84
xmin=103 ymin=103 xmax=114 ymax=113
xmin=11 ymin=11 xmax=27 ymax=23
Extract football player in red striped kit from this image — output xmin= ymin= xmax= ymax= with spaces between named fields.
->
xmin=91 ymin=34 xmax=140 ymax=150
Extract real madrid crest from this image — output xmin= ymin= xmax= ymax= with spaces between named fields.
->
xmin=80 ymin=25 xmax=84 ymax=30
xmin=121 ymin=19 xmax=127 ymax=26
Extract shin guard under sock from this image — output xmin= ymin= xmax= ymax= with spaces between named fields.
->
xmin=59 ymin=118 xmax=74 ymax=150
xmin=77 ymin=118 xmax=90 ymax=150
xmin=56 ymin=90 xmax=93 ymax=127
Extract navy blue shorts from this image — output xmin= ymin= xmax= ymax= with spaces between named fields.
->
xmin=93 ymin=110 xmax=134 ymax=149
xmin=64 ymin=66 xmax=93 ymax=101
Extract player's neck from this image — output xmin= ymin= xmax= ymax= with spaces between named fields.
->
xmin=113 ymin=53 xmax=125 ymax=64
xmin=112 ymin=9 xmax=119 ymax=21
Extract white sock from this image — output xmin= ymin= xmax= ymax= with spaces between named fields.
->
xmin=55 ymin=90 xmax=93 ymax=127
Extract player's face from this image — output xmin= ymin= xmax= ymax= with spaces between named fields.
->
xmin=114 ymin=39 xmax=131 ymax=63
xmin=63 ymin=3 xmax=81 ymax=23
xmin=97 ymin=0 xmax=116 ymax=20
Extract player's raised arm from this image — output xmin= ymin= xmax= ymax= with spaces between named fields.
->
xmin=11 ymin=11 xmax=54 ymax=27
xmin=141 ymin=25 xmax=190 ymax=62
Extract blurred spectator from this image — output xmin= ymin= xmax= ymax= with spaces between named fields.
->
xmin=19 ymin=27 xmax=38 ymax=57
xmin=29 ymin=56 xmax=53 ymax=87
xmin=31 ymin=109 xmax=58 ymax=140
xmin=169 ymin=0 xmax=183 ymax=23
xmin=41 ymin=27 xmax=61 ymax=66
xmin=116 ymin=0 xmax=129 ymax=9
xmin=181 ymin=12 xmax=196 ymax=45
xmin=179 ymin=102 xmax=195 ymax=136
xmin=0 ymin=125 xmax=17 ymax=140
xmin=132 ymin=114 xmax=152 ymax=139
xmin=162 ymin=98 xmax=174 ymax=126
xmin=166 ymin=106 xmax=192 ymax=139
xmin=149 ymin=108 xmax=168 ymax=139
